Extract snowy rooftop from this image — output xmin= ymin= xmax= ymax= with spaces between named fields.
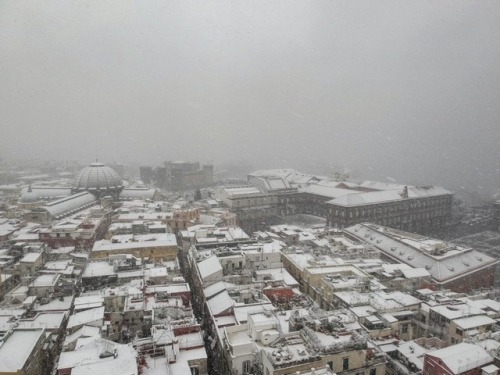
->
xmin=255 ymin=176 xmax=293 ymax=191
xmin=20 ymin=252 xmax=42 ymax=263
xmin=197 ymin=255 xmax=222 ymax=280
xmin=33 ymin=295 xmax=74 ymax=312
xmin=254 ymin=268 xmax=299 ymax=287
xmin=116 ymin=212 xmax=172 ymax=222
xmin=75 ymin=295 xmax=104 ymax=309
xmin=453 ymin=315 xmax=496 ymax=330
xmin=31 ymin=273 xmax=59 ymax=287
xmin=44 ymin=260 xmax=71 ymax=270
xmin=397 ymin=340 xmax=428 ymax=370
xmin=119 ymin=188 xmax=157 ymax=200
xmin=146 ymin=283 xmax=190 ymax=295
xmin=92 ymin=233 xmax=177 ymax=252
xmin=82 ymin=262 xmax=115 ymax=278
xmin=58 ymin=338 xmax=138 ymax=375
xmin=234 ymin=303 xmax=274 ymax=324
xmin=326 ymin=186 xmax=451 ymax=207
xmin=336 ymin=290 xmax=420 ymax=311
xmin=401 ymin=267 xmax=431 ymax=279
xmin=67 ymin=307 xmax=105 ymax=330
xmin=427 ymin=343 xmax=493 ymax=374
xmin=0 ymin=328 xmax=45 ymax=372
xmin=224 ymin=186 xmax=263 ymax=197
xmin=345 ymin=223 xmax=497 ymax=283
xmin=207 ymin=290 xmax=234 ymax=316
xmin=430 ymin=303 xmax=485 ymax=320
xmin=20 ymin=311 xmax=67 ymax=330
xmin=43 ymin=192 xmax=97 ymax=219
xmin=64 ymin=325 xmax=101 ymax=348
xmin=214 ymin=315 xmax=238 ymax=328
xmin=203 ymin=281 xmax=229 ymax=299
xmin=299 ymin=184 xmax=352 ymax=199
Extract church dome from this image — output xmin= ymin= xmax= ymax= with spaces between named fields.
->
xmin=72 ymin=162 xmax=123 ymax=197
xmin=19 ymin=185 xmax=41 ymax=204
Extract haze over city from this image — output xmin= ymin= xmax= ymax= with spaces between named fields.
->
xmin=1 ymin=0 xmax=500 ymax=196
xmin=3 ymin=3 xmax=500 ymax=374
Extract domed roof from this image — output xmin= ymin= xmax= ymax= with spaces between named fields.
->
xmin=73 ymin=162 xmax=123 ymax=195
xmin=19 ymin=185 xmax=41 ymax=204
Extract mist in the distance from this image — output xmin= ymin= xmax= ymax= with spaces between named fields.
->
xmin=1 ymin=0 xmax=499 ymax=196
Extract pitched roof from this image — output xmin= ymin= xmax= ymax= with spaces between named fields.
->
xmin=427 ymin=343 xmax=492 ymax=374
xmin=207 ymin=290 xmax=233 ymax=316
xmin=197 ymin=255 xmax=222 ymax=281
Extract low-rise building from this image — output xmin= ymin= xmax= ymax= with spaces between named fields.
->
xmin=91 ymin=233 xmax=177 ymax=261
xmin=423 ymin=342 xmax=493 ymax=375
xmin=57 ymin=337 xmax=138 ymax=375
xmin=0 ymin=327 xmax=48 ymax=375
xmin=344 ymin=223 xmax=498 ymax=292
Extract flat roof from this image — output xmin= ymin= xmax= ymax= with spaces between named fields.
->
xmin=0 ymin=328 xmax=45 ymax=372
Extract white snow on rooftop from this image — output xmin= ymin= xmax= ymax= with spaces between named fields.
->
xmin=92 ymin=233 xmax=177 ymax=252
xmin=255 ymin=268 xmax=299 ymax=287
xmin=67 ymin=307 xmax=105 ymax=330
xmin=225 ymin=186 xmax=262 ymax=197
xmin=197 ymin=255 xmax=222 ymax=281
xmin=0 ymin=328 xmax=45 ymax=372
xmin=82 ymin=262 xmax=115 ymax=278
xmin=58 ymin=338 xmax=137 ymax=375
xmin=401 ymin=267 xmax=431 ymax=278
xmin=31 ymin=274 xmax=59 ymax=287
xmin=345 ymin=223 xmax=497 ymax=283
xmin=453 ymin=315 xmax=496 ymax=330
xmin=428 ymin=343 xmax=493 ymax=374
xmin=207 ymin=290 xmax=234 ymax=316
xmin=20 ymin=252 xmax=42 ymax=263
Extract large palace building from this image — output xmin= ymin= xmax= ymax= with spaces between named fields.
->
xmin=246 ymin=169 xmax=453 ymax=234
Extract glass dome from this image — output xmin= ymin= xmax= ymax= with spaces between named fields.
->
xmin=72 ymin=162 xmax=123 ymax=197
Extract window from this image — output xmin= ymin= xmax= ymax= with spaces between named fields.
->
xmin=327 ymin=361 xmax=333 ymax=370
xmin=456 ymin=328 xmax=463 ymax=336
xmin=401 ymin=323 xmax=408 ymax=333
xmin=343 ymin=357 xmax=349 ymax=370
xmin=370 ymin=369 xmax=376 ymax=375
xmin=190 ymin=367 xmax=199 ymax=375
xmin=242 ymin=360 xmax=251 ymax=374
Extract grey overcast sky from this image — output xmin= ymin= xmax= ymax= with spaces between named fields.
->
xmin=1 ymin=1 xmax=500 ymax=195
